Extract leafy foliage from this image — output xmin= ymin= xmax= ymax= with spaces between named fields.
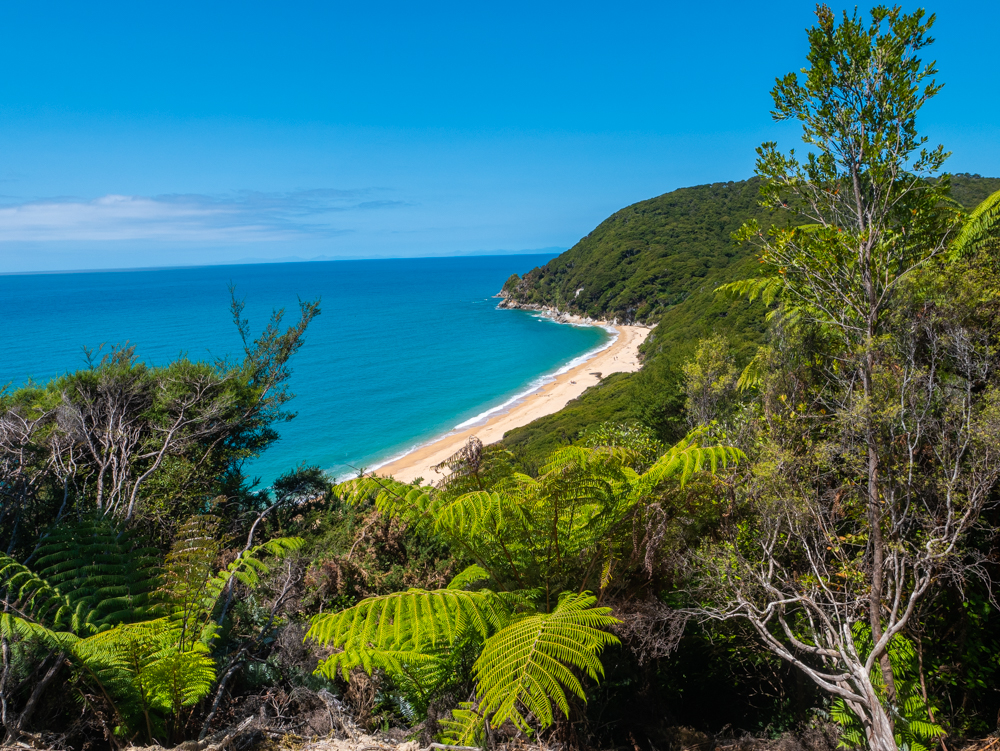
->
xmin=311 ymin=430 xmax=740 ymax=740
xmin=0 ymin=514 xmax=159 ymax=635
xmin=829 ymin=627 xmax=945 ymax=751
xmin=0 ymin=512 xmax=302 ymax=742
xmin=0 ymin=294 xmax=319 ymax=555
xmin=500 ymin=170 xmax=1000 ymax=471
xmin=474 ymin=593 xmax=618 ymax=734
xmin=309 ymin=585 xmax=505 ymax=680
xmin=950 ymin=188 xmax=1000 ymax=261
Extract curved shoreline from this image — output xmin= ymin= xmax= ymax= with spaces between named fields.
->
xmin=373 ymin=321 xmax=651 ymax=484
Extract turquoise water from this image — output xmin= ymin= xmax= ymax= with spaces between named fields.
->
xmin=0 ymin=256 xmax=608 ymax=484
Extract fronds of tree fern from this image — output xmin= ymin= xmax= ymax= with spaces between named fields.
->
xmin=308 ymin=586 xmax=507 ymax=679
xmin=473 ymin=592 xmax=619 ymax=734
xmin=439 ymin=701 xmax=485 ymax=746
xmin=716 ymin=275 xmax=784 ymax=306
xmin=1 ymin=512 xmax=302 ymax=742
xmin=336 ymin=475 xmax=435 ymax=528
xmin=950 ymin=188 xmax=1000 ymax=260
xmin=0 ymin=514 xmax=159 ymax=634
xmin=636 ymin=426 xmax=745 ymax=492
xmin=319 ymin=433 xmax=740 ymax=740
xmin=159 ymin=514 xmax=303 ymax=650
xmin=33 ymin=514 xmax=161 ymax=629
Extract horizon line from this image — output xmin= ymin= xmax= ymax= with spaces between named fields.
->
xmin=0 ymin=247 xmax=566 ymax=277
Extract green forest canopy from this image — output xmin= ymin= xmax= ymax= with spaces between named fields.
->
xmin=500 ymin=174 xmax=1000 ymax=467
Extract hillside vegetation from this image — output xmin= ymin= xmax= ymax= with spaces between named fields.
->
xmin=500 ymin=173 xmax=1000 ymax=467
xmin=503 ymin=173 xmax=1000 ymax=325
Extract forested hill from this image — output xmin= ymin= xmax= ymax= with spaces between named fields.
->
xmin=501 ymin=173 xmax=1000 ymax=324
xmin=501 ymin=178 xmax=767 ymax=323
xmin=499 ymin=173 xmax=1000 ymax=467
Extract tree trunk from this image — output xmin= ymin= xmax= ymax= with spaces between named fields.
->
xmin=863 ymin=337 xmax=897 ymax=707
xmin=0 ymin=637 xmax=10 ymax=732
xmin=867 ymin=698 xmax=898 ymax=751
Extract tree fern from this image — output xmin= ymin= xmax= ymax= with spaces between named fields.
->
xmin=446 ymin=564 xmax=491 ymax=591
xmin=337 ymin=475 xmax=435 ymax=528
xmin=472 ymin=592 xmax=619 ymax=734
xmin=318 ymin=435 xmax=739 ymax=740
xmin=146 ymin=646 xmax=217 ymax=718
xmin=0 ymin=513 xmax=160 ymax=634
xmin=307 ymin=571 xmax=509 ymax=715
xmin=0 ymin=553 xmax=81 ymax=632
xmin=0 ymin=512 xmax=301 ymax=742
xmin=637 ymin=426 xmax=744 ymax=492
xmin=32 ymin=514 xmax=161 ymax=629
xmin=715 ymin=275 xmax=784 ymax=305
xmin=159 ymin=514 xmax=303 ymax=650
xmin=736 ymin=347 xmax=768 ymax=392
xmin=439 ymin=701 xmax=485 ymax=746
xmin=308 ymin=585 xmax=506 ymax=679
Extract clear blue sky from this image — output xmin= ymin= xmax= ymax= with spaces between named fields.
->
xmin=0 ymin=0 xmax=996 ymax=272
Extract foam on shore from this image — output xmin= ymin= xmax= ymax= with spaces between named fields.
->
xmin=358 ymin=319 xmax=617 ymax=480
xmin=365 ymin=321 xmax=651 ymax=484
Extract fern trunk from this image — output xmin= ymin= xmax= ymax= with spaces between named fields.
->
xmin=4 ymin=651 xmax=64 ymax=742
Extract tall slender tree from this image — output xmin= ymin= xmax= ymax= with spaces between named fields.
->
xmin=697 ymin=7 xmax=1000 ymax=751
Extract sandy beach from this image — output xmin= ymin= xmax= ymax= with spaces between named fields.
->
xmin=375 ymin=321 xmax=651 ymax=484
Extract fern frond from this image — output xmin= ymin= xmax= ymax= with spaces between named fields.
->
xmin=434 ymin=491 xmax=507 ymax=538
xmin=0 ymin=553 xmax=80 ymax=632
xmin=715 ymin=276 xmax=783 ymax=305
xmin=737 ymin=347 xmax=768 ymax=392
xmin=638 ymin=429 xmax=744 ymax=491
xmin=73 ymin=618 xmax=173 ymax=671
xmin=31 ymin=514 xmax=160 ymax=629
xmin=212 ymin=535 xmax=304 ymax=593
xmin=145 ymin=647 xmax=216 ymax=715
xmin=0 ymin=612 xmax=78 ymax=649
xmin=158 ymin=515 xmax=223 ymax=649
xmin=317 ymin=645 xmax=445 ymax=682
xmin=473 ymin=592 xmax=618 ymax=733
xmin=448 ymin=565 xmax=491 ymax=590
xmin=950 ymin=188 xmax=1000 ymax=260
xmin=539 ymin=445 xmax=636 ymax=478
xmin=307 ymin=588 xmax=507 ymax=679
xmin=336 ymin=475 xmax=434 ymax=527
xmin=440 ymin=702 xmax=485 ymax=746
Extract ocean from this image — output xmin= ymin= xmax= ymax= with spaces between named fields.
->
xmin=0 ymin=255 xmax=609 ymax=485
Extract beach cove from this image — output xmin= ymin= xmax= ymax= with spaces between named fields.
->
xmin=375 ymin=320 xmax=651 ymax=483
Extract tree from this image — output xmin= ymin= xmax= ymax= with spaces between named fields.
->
xmin=698 ymin=7 xmax=1000 ymax=751
xmin=682 ymin=335 xmax=738 ymax=427
xmin=0 ymin=293 xmax=319 ymax=550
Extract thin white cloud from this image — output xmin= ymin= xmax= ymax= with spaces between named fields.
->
xmin=0 ymin=189 xmax=408 ymax=243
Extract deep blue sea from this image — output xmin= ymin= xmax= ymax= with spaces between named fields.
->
xmin=0 ymin=255 xmax=608 ymax=485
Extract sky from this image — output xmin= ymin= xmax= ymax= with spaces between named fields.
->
xmin=0 ymin=1 xmax=997 ymax=273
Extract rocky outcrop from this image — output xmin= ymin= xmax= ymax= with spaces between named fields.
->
xmin=495 ymin=294 xmax=618 ymax=326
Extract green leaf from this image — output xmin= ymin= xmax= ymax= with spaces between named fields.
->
xmin=473 ymin=592 xmax=618 ymax=733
